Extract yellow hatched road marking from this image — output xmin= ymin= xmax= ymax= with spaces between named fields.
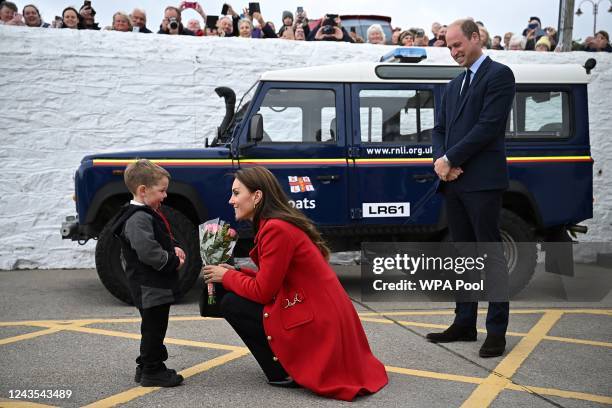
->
xmin=0 ymin=328 xmax=65 ymax=346
xmin=504 ymin=383 xmax=612 ymax=404
xmin=1 ymin=310 xmax=610 ymax=406
xmin=543 ymin=335 xmax=612 ymax=348
xmin=0 ymin=400 xmax=57 ymax=407
xmin=81 ymin=349 xmax=249 ymax=408
xmin=52 ymin=324 xmax=248 ymax=352
xmin=358 ymin=308 xmax=612 ymax=317
xmin=385 ymin=365 xmax=483 ymax=385
xmin=0 ymin=309 xmax=608 ymax=327
xmin=0 ymin=316 xmax=221 ymax=327
xmin=362 ymin=316 xmax=612 ymax=348
xmin=386 ymin=366 xmax=612 ymax=405
xmin=460 ymin=310 xmax=564 ymax=408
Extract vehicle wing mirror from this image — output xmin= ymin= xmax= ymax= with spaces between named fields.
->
xmin=249 ymin=113 xmax=264 ymax=142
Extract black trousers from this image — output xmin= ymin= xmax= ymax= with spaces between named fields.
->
xmin=445 ymin=187 xmax=510 ymax=335
xmin=137 ymin=303 xmax=171 ymax=374
xmin=220 ymin=292 xmax=289 ymax=381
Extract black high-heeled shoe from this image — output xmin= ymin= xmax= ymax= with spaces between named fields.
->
xmin=267 ymin=376 xmax=300 ymax=388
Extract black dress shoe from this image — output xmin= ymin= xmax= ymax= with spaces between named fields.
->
xmin=140 ymin=369 xmax=184 ymax=387
xmin=267 ymin=376 xmax=300 ymax=388
xmin=135 ymin=366 xmax=177 ymax=383
xmin=479 ymin=334 xmax=506 ymax=358
xmin=426 ymin=324 xmax=477 ymax=343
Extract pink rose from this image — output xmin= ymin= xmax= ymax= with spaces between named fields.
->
xmin=204 ymin=223 xmax=220 ymax=234
xmin=228 ymin=228 xmax=237 ymax=239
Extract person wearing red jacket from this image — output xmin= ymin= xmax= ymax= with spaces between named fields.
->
xmin=202 ymin=166 xmax=388 ymax=401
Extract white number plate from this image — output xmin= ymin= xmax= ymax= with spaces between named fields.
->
xmin=362 ymin=202 xmax=410 ymax=218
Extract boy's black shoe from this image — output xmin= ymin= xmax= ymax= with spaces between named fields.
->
xmin=479 ymin=334 xmax=506 ymax=358
xmin=267 ymin=376 xmax=300 ymax=388
xmin=426 ymin=324 xmax=477 ymax=343
xmin=135 ymin=366 xmax=177 ymax=383
xmin=140 ymin=369 xmax=184 ymax=387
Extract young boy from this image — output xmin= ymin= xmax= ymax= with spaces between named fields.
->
xmin=112 ymin=159 xmax=185 ymax=387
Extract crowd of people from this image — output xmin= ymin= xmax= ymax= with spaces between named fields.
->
xmin=1 ymin=0 xmax=611 ymax=52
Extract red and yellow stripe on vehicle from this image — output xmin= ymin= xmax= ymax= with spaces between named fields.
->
xmin=92 ymin=156 xmax=592 ymax=167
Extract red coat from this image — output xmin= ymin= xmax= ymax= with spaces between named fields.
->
xmin=222 ymin=218 xmax=388 ymax=401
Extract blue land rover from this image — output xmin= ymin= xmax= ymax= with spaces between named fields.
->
xmin=61 ymin=49 xmax=594 ymax=304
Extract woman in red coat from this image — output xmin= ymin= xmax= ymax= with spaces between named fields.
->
xmin=202 ymin=166 xmax=388 ymax=401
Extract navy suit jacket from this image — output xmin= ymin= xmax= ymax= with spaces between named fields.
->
xmin=432 ymin=56 xmax=515 ymax=192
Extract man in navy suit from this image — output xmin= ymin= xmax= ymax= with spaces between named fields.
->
xmin=428 ymin=19 xmax=515 ymax=358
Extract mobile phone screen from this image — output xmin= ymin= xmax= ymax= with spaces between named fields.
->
xmin=206 ymin=15 xmax=219 ymax=28
xmin=221 ymin=4 xmax=229 ymax=15
xmin=248 ymin=2 xmax=260 ymax=14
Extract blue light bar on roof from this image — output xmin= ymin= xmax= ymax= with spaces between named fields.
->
xmin=379 ymin=47 xmax=427 ymax=63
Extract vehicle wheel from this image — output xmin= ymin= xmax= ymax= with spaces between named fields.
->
xmin=95 ymin=206 xmax=202 ymax=305
xmin=500 ymin=209 xmax=537 ymax=297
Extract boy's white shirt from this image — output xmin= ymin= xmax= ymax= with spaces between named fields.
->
xmin=130 ymin=199 xmax=145 ymax=206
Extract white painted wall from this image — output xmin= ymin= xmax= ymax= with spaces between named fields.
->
xmin=1 ymin=26 xmax=610 ymax=269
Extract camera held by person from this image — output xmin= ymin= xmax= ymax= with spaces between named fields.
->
xmin=312 ymin=14 xmax=352 ymax=42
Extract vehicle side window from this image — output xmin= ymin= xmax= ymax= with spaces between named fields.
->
xmin=359 ymin=89 xmax=434 ymax=144
xmin=256 ymin=89 xmax=336 ymax=143
xmin=506 ymin=91 xmax=570 ymax=139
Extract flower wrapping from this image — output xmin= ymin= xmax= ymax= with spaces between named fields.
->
xmin=199 ymin=218 xmax=237 ymax=306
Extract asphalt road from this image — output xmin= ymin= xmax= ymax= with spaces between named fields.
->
xmin=0 ymin=266 xmax=611 ymax=407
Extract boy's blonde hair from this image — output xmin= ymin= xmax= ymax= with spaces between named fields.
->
xmin=124 ymin=159 xmax=170 ymax=195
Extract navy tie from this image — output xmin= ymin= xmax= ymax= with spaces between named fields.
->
xmin=461 ymin=69 xmax=471 ymax=98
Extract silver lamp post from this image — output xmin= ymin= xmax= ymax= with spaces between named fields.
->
xmin=575 ymin=0 xmax=612 ymax=36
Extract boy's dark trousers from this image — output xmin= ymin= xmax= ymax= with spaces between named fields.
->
xmin=137 ymin=303 xmax=171 ymax=374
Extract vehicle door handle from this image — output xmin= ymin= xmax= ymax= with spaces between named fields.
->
xmin=413 ymin=173 xmax=436 ymax=183
xmin=317 ymin=175 xmax=341 ymax=182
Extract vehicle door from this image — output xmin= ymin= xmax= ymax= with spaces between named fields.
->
xmin=348 ymin=83 xmax=443 ymax=227
xmin=236 ymin=82 xmax=348 ymax=226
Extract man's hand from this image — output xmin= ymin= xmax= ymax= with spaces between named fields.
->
xmin=315 ymin=26 xmax=343 ymax=41
xmin=174 ymin=247 xmax=186 ymax=262
xmin=195 ymin=2 xmax=206 ymax=18
xmin=227 ymin=4 xmax=238 ymax=17
xmin=8 ymin=13 xmax=24 ymax=26
xmin=252 ymin=12 xmax=264 ymax=27
xmin=434 ymin=157 xmax=451 ymax=180
xmin=174 ymin=247 xmax=185 ymax=270
xmin=446 ymin=167 xmax=463 ymax=181
xmin=434 ymin=157 xmax=463 ymax=182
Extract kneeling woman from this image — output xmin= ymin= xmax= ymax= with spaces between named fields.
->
xmin=203 ymin=167 xmax=388 ymax=401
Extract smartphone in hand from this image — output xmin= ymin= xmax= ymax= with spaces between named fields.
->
xmin=206 ymin=15 xmax=219 ymax=28
xmin=221 ymin=3 xmax=229 ymax=15
xmin=248 ymin=2 xmax=260 ymax=15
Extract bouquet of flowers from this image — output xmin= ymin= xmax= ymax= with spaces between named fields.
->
xmin=198 ymin=218 xmax=237 ymax=317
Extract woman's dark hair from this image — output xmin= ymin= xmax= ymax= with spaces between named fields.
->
xmin=62 ymin=6 xmax=83 ymax=29
xmin=22 ymin=3 xmax=40 ymax=17
xmin=1 ymin=1 xmax=18 ymax=12
xmin=235 ymin=166 xmax=331 ymax=260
